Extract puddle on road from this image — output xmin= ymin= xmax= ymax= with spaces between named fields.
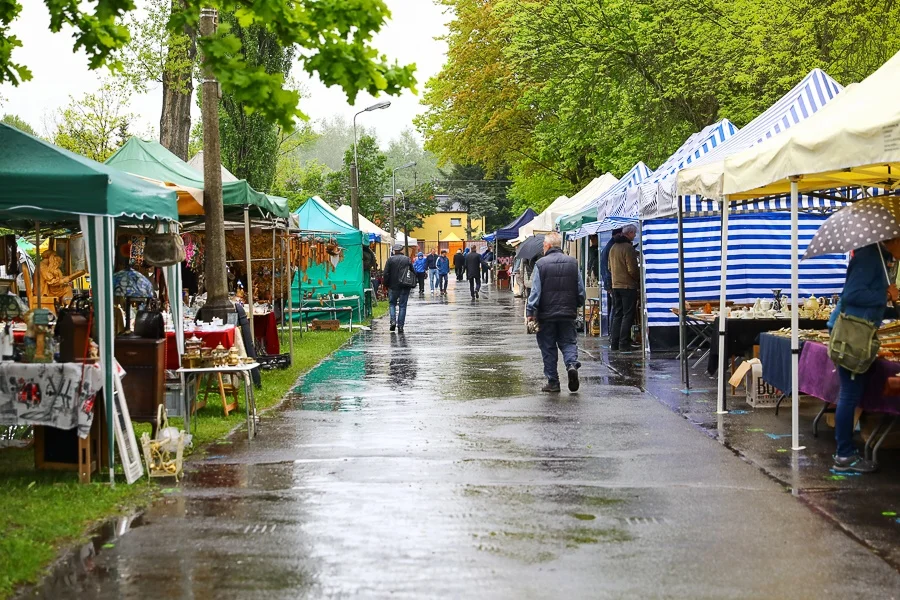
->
xmin=183 ymin=460 xmax=296 ymax=491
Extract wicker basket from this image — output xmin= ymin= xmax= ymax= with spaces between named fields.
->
xmin=140 ymin=404 xmax=187 ymax=480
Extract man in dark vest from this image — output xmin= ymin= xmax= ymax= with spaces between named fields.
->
xmin=526 ymin=232 xmax=585 ymax=393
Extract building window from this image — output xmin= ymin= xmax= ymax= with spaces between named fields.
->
xmin=450 ymin=218 xmax=462 ymax=227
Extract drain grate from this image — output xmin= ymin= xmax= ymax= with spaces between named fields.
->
xmin=242 ymin=524 xmax=278 ymax=534
xmin=622 ymin=517 xmax=668 ymax=526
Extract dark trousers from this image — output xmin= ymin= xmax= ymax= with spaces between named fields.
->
xmin=415 ymin=272 xmax=426 ymax=293
xmin=468 ymin=277 xmax=481 ymax=297
xmin=536 ymin=320 xmax=578 ymax=383
xmin=438 ymin=273 xmax=448 ymax=292
xmin=836 ymin=366 xmax=867 ymax=457
xmin=481 ymin=263 xmax=489 ymax=283
xmin=610 ymin=288 xmax=638 ymax=348
xmin=455 ymin=266 xmax=464 ymax=281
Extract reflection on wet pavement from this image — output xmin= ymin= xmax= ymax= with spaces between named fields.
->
xmin=24 ymin=280 xmax=900 ymax=599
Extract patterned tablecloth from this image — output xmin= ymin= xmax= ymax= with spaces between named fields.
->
xmin=0 ymin=361 xmax=103 ymax=438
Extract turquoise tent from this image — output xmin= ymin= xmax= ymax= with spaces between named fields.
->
xmin=292 ymin=197 xmax=367 ymax=321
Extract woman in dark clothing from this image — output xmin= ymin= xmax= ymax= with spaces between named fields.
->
xmin=829 ymin=240 xmax=900 ymax=473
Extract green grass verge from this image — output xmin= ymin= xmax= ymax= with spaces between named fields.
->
xmin=0 ymin=303 xmax=387 ymax=598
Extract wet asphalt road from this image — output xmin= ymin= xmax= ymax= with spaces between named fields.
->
xmin=28 ymin=279 xmax=900 ymax=599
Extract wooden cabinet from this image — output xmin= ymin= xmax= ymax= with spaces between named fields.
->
xmin=115 ymin=336 xmax=165 ymax=431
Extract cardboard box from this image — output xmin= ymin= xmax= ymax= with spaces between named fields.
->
xmin=730 ymin=359 xmax=783 ymax=408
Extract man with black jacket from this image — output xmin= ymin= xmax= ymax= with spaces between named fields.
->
xmin=383 ymin=244 xmax=413 ymax=333
xmin=453 ymin=248 xmax=465 ymax=281
xmin=426 ymin=248 xmax=439 ymax=293
xmin=526 ymin=232 xmax=585 ymax=392
xmin=465 ymin=248 xmax=483 ymax=299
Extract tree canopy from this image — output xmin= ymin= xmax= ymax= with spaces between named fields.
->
xmin=418 ymin=0 xmax=900 ymax=209
xmin=1 ymin=0 xmax=417 ymax=130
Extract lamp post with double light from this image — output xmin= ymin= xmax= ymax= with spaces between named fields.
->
xmin=391 ymin=161 xmax=416 ymax=249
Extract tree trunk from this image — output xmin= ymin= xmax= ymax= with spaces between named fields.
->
xmin=159 ymin=1 xmax=197 ymax=160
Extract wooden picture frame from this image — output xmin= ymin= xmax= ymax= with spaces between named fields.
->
xmin=113 ymin=371 xmax=144 ymax=484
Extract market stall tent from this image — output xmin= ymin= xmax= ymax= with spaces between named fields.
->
xmin=441 ymin=231 xmax=465 ymax=257
xmin=334 ymin=204 xmax=393 ymax=267
xmin=676 ymin=68 xmax=848 ymax=451
xmin=292 ymin=197 xmax=367 ymax=320
xmin=560 ymin=163 xmax=653 ymax=234
xmin=106 ymin=138 xmax=290 ymax=219
xmin=512 ymin=195 xmax=568 ymax=244
xmin=485 ymin=208 xmax=537 ymax=242
xmin=187 ymin=151 xmax=239 ymax=183
xmin=0 ymin=123 xmax=179 ymax=481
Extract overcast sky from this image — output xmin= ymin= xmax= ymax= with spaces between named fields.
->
xmin=0 ymin=0 xmax=449 ymax=145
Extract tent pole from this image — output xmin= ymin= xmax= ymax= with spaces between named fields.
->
xmin=639 ymin=219 xmax=648 ymax=357
xmin=583 ymin=235 xmax=588 ymax=330
xmin=35 ymin=222 xmax=41 ymax=307
xmin=790 ymin=178 xmax=805 ymax=452
xmin=244 ymin=206 xmax=255 ymax=341
xmin=717 ymin=197 xmax=729 ymax=415
xmin=678 ymin=196 xmax=689 ymax=388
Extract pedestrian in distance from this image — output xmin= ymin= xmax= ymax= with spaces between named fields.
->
xmin=436 ymin=250 xmax=451 ymax=295
xmin=608 ymin=224 xmax=640 ymax=352
xmin=426 ymin=247 xmax=439 ymax=293
xmin=829 ymin=238 xmax=900 ymax=473
xmin=383 ymin=244 xmax=415 ymax=333
xmin=526 ymin=232 xmax=585 ymax=393
xmin=465 ymin=247 xmax=483 ymax=299
xmin=413 ymin=251 xmax=428 ymax=295
xmin=462 ymin=247 xmax=470 ymax=280
xmin=600 ymin=227 xmax=622 ymax=329
xmin=481 ymin=246 xmax=494 ymax=283
xmin=453 ymin=248 xmax=465 ymax=281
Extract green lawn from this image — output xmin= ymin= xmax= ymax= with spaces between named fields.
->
xmin=0 ymin=304 xmax=386 ymax=598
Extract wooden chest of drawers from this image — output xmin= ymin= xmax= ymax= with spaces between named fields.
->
xmin=115 ymin=336 xmax=166 ymax=430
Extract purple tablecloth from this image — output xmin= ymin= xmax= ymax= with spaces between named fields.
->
xmin=798 ymin=340 xmax=900 ymax=416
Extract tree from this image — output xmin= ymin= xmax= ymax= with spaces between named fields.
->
xmin=118 ymin=0 xmax=196 ymax=159
xmin=384 ymin=129 xmax=442 ymax=182
xmin=50 ymin=81 xmax=134 ymax=162
xmin=1 ymin=113 xmax=35 ymax=135
xmin=397 ymin=181 xmax=440 ymax=245
xmin=217 ymin=11 xmax=295 ymax=191
xmin=274 ymin=159 xmax=330 ymax=211
xmin=447 ymin=183 xmax=495 ymax=240
xmin=323 ymin=135 xmax=388 ymax=220
xmin=0 ymin=1 xmax=417 ymax=131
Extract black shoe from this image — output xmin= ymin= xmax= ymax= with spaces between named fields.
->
xmin=390 ymin=323 xmax=396 ymax=332
xmin=833 ymin=454 xmax=877 ymax=473
xmin=398 ymin=326 xmax=405 ymax=333
xmin=541 ymin=381 xmax=561 ymax=393
xmin=476 ymin=291 xmax=480 ymax=298
xmin=618 ymin=343 xmax=639 ymax=352
xmin=567 ymin=365 xmax=580 ymax=392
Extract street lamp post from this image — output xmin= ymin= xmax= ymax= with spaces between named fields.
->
xmin=391 ymin=161 xmax=416 ymax=249
xmin=351 ymin=101 xmax=391 ymax=229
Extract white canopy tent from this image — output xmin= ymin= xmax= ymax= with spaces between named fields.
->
xmin=513 ymin=195 xmax=570 ymax=243
xmin=678 ymin=68 xmax=849 ymax=452
xmin=188 ymin=151 xmax=239 ymax=182
xmin=335 ymin=205 xmax=392 ymax=243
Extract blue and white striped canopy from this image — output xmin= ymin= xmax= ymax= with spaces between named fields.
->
xmin=571 ymin=216 xmax=638 ymax=238
xmin=643 ymin=213 xmax=847 ymax=328
xmin=638 ymin=120 xmax=738 ymax=220
xmin=646 ymin=69 xmax=845 ymax=218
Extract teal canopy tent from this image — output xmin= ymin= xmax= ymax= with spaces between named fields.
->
xmin=292 ymin=197 xmax=367 ymax=322
xmin=0 ymin=123 xmax=179 ymax=482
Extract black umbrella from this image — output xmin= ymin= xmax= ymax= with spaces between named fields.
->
xmin=516 ymin=235 xmax=545 ymax=263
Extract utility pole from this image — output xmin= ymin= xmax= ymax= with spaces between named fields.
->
xmin=349 ymin=162 xmax=359 ymax=229
xmin=197 ymin=7 xmax=233 ymax=321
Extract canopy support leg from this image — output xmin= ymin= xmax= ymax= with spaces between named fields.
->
xmin=717 ymin=197 xmax=729 ymax=415
xmin=790 ymin=178 xmax=805 ymax=451
xmin=244 ymin=206 xmax=255 ymax=341
xmin=678 ymin=197 xmax=689 ymax=389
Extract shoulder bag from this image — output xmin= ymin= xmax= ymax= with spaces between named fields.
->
xmin=828 ymin=249 xmax=890 ymax=374
xmin=399 ymin=260 xmax=416 ymax=288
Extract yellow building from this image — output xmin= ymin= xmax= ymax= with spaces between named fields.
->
xmin=409 ymin=201 xmax=486 ymax=252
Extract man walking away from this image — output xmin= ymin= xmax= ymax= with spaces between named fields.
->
xmin=526 ymin=232 xmax=585 ymax=393
xmin=608 ymin=224 xmax=640 ymax=352
xmin=436 ymin=250 xmax=450 ymax=295
xmin=465 ymin=247 xmax=483 ymax=299
xmin=481 ymin=246 xmax=494 ymax=283
xmin=383 ymin=244 xmax=414 ymax=333
xmin=453 ymin=248 xmax=464 ymax=281
xmin=426 ymin=248 xmax=439 ymax=293
xmin=413 ymin=251 xmax=428 ymax=294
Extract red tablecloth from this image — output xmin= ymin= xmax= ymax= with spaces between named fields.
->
xmin=798 ymin=340 xmax=900 ymax=416
xmin=253 ymin=312 xmax=280 ymax=355
xmin=166 ymin=325 xmax=236 ymax=370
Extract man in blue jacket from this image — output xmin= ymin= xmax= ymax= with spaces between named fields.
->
xmin=436 ymin=250 xmax=451 ymax=295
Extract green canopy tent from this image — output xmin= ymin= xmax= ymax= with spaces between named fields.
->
xmin=0 ymin=123 xmax=179 ymax=483
xmin=292 ymin=197 xmax=367 ymax=324
xmin=106 ymin=137 xmax=291 ymax=346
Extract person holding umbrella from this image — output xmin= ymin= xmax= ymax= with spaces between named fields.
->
xmin=806 ymin=198 xmax=900 ymax=473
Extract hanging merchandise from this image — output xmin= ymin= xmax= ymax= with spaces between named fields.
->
xmin=183 ymin=233 xmax=204 ymax=272
xmin=144 ymin=228 xmax=186 ymax=267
